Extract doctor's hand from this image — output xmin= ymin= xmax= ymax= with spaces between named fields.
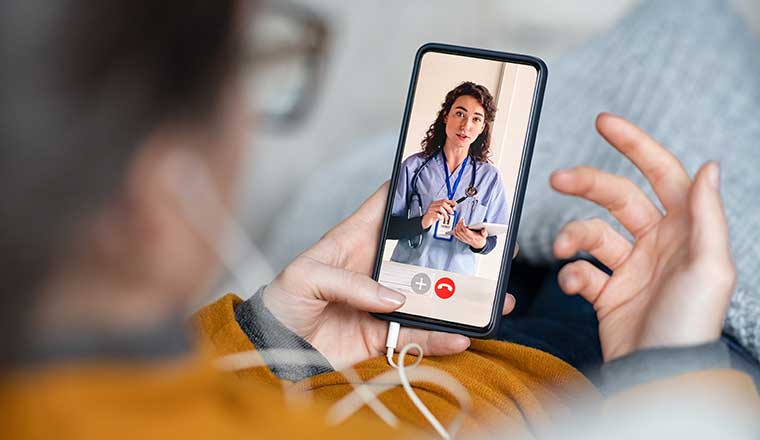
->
xmin=421 ymin=199 xmax=456 ymax=229
xmin=453 ymin=218 xmax=487 ymax=250
xmin=551 ymin=113 xmax=735 ymax=362
xmin=261 ymin=182 xmax=517 ymax=370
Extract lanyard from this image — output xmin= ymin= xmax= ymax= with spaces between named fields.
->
xmin=442 ymin=153 xmax=469 ymax=200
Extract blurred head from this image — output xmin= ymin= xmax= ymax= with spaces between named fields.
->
xmin=421 ymin=81 xmax=497 ymax=162
xmin=0 ymin=1 xmax=250 ymax=366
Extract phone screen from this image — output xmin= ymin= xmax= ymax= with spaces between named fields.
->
xmin=374 ymin=44 xmax=545 ymax=332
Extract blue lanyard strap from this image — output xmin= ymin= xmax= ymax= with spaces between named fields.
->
xmin=442 ymin=153 xmax=469 ymax=200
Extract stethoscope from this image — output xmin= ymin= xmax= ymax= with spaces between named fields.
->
xmin=406 ymin=149 xmax=478 ymax=248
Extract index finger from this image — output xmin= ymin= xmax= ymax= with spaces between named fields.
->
xmin=342 ymin=181 xmax=389 ymax=229
xmin=596 ymin=113 xmax=691 ymax=210
xmin=310 ymin=181 xmax=389 ymax=272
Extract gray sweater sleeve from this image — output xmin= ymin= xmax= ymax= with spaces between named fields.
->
xmin=600 ymin=341 xmax=732 ymax=396
xmin=234 ymin=286 xmax=334 ymax=381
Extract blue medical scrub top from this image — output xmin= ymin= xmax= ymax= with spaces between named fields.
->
xmin=390 ymin=152 xmax=510 ymax=275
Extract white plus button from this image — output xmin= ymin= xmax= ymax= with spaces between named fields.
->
xmin=410 ymin=273 xmax=432 ymax=294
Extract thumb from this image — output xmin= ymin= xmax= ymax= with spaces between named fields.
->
xmin=304 ymin=258 xmax=407 ymax=312
xmin=688 ymin=161 xmax=732 ymax=266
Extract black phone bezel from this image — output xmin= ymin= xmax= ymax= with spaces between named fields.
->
xmin=371 ymin=42 xmax=548 ymax=338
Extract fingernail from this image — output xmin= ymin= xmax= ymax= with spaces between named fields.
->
xmin=559 ymin=270 xmax=576 ymax=290
xmin=556 ymin=232 xmax=570 ymax=248
xmin=505 ymin=293 xmax=516 ymax=308
xmin=551 ymin=169 xmax=574 ymax=186
xmin=449 ymin=335 xmax=471 ymax=351
xmin=379 ymin=289 xmax=406 ymax=306
xmin=708 ymin=162 xmax=720 ymax=189
xmin=552 ymin=169 xmax=569 ymax=179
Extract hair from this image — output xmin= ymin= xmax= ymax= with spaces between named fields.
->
xmin=420 ymin=81 xmax=497 ymax=162
xmin=0 ymin=1 xmax=246 ymax=367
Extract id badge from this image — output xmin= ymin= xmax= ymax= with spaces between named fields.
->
xmin=433 ymin=211 xmax=458 ymax=241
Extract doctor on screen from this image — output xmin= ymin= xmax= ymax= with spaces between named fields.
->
xmin=387 ymin=81 xmax=509 ymax=276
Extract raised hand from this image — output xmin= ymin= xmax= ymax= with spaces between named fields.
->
xmin=550 ymin=113 xmax=736 ymax=362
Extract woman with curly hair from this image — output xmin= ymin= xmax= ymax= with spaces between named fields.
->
xmin=388 ymin=81 xmax=510 ymax=275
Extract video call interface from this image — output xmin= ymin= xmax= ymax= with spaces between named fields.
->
xmin=378 ymin=51 xmax=539 ymax=328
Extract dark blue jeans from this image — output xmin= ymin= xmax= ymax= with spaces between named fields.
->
xmin=499 ymin=259 xmax=760 ymax=388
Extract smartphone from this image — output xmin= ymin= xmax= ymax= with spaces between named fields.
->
xmin=372 ymin=43 xmax=547 ymax=338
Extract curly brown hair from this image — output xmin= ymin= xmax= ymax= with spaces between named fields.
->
xmin=420 ymin=81 xmax=497 ymax=162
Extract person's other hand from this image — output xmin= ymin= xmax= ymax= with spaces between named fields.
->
xmin=453 ymin=218 xmax=487 ymax=250
xmin=421 ymin=199 xmax=456 ymax=229
xmin=262 ymin=183 xmax=517 ymax=370
xmin=551 ymin=113 xmax=736 ymax=362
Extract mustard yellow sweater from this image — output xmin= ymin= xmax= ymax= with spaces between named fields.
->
xmin=2 ymin=294 xmax=758 ymax=439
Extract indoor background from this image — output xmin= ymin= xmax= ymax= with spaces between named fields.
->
xmin=225 ymin=0 xmax=760 ymax=290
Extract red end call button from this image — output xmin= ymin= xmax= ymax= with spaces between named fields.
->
xmin=434 ymin=277 xmax=456 ymax=299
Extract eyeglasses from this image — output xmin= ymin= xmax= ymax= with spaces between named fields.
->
xmin=243 ymin=0 xmax=330 ymax=131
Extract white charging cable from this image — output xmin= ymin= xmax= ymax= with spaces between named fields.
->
xmin=385 ymin=321 xmax=453 ymax=440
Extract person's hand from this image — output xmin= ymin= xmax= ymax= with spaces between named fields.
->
xmin=551 ymin=113 xmax=736 ymax=362
xmin=262 ymin=182 xmax=517 ymax=370
xmin=421 ymin=199 xmax=456 ymax=229
xmin=453 ymin=218 xmax=487 ymax=250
